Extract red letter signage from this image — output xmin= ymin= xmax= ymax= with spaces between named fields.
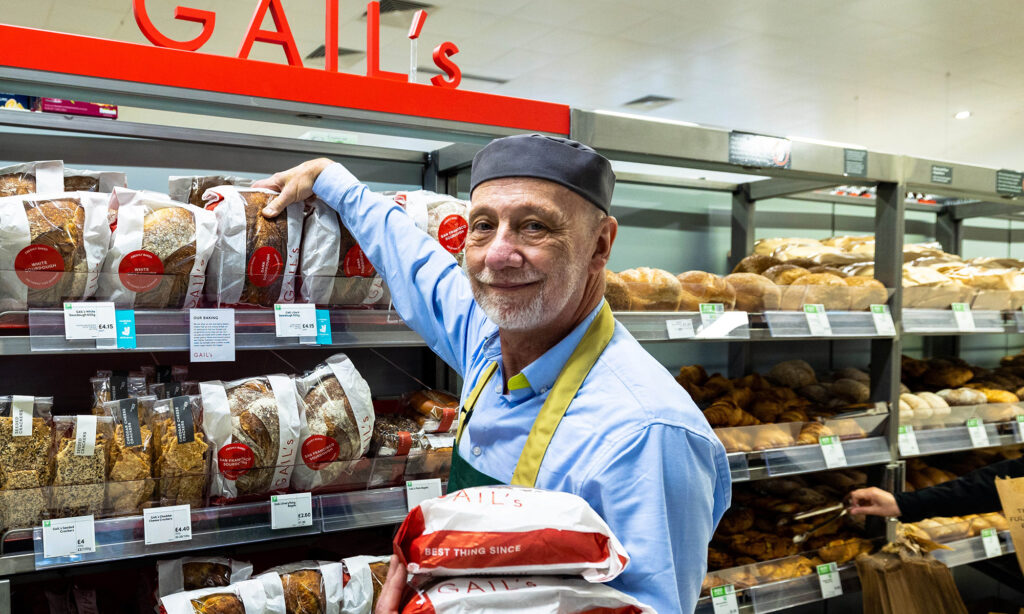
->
xmin=431 ymin=42 xmax=461 ymax=89
xmin=365 ymin=1 xmax=406 ymax=82
xmin=325 ymin=0 xmax=339 ymax=72
xmin=238 ymin=0 xmax=303 ymax=67
xmin=132 ymin=0 xmax=215 ymax=51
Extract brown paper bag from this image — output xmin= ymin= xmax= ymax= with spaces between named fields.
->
xmin=994 ymin=476 xmax=1024 ymax=574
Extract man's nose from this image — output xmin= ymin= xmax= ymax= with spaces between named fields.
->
xmin=484 ymin=225 xmax=524 ymax=270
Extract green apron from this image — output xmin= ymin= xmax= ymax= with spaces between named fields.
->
xmin=447 ymin=302 xmax=615 ymax=492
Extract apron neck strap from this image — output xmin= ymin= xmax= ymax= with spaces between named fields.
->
xmin=456 ymin=361 xmax=498 ymax=445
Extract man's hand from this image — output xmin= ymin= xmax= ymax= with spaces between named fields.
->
xmin=375 ymin=555 xmax=408 ymax=614
xmin=847 ymin=487 xmax=901 ymax=517
xmin=252 ymin=158 xmax=334 ymax=218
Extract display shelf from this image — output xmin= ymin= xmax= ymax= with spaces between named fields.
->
xmin=932 ymin=530 xmax=1016 ymax=567
xmin=761 ymin=437 xmax=890 ymax=477
xmin=764 ymin=311 xmax=895 ymax=339
xmin=0 ymin=485 xmax=421 ymax=576
xmin=616 ymin=311 xmax=898 ymax=343
xmin=902 ymin=309 xmax=1009 ymax=334
xmin=898 ymin=423 xmax=1021 ymax=458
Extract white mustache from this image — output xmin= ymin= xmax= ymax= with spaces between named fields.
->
xmin=473 ymin=268 xmax=543 ymax=285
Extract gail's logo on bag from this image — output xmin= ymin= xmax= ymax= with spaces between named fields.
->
xmin=132 ymin=0 xmax=462 ymax=88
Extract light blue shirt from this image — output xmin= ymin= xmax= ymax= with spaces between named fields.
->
xmin=314 ymin=164 xmax=731 ymax=614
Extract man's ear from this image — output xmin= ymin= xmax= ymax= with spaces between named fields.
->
xmin=590 ymin=216 xmax=618 ymax=274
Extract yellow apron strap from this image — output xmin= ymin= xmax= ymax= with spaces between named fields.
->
xmin=511 ymin=302 xmax=615 ymax=488
xmin=456 ymin=361 xmax=499 ymax=445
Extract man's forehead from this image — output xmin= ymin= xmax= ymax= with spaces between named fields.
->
xmin=470 ymin=177 xmax=585 ymax=211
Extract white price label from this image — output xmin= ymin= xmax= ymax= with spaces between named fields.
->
xmin=665 ymin=318 xmax=695 ymax=339
xmin=189 ymin=308 xmax=235 ymax=362
xmin=143 ymin=505 xmax=192 ymax=545
xmin=12 ymin=395 xmax=33 ymax=437
xmin=406 ymin=478 xmax=443 ymax=512
xmin=804 ymin=304 xmax=833 ymax=336
xmin=966 ymin=418 xmax=989 ymax=448
xmin=980 ymin=528 xmax=1002 ymax=558
xmin=819 ymin=435 xmax=848 ymax=468
xmin=710 ymin=584 xmax=739 ymax=614
xmin=74 ymin=415 xmax=97 ymax=457
xmin=817 ymin=562 xmax=843 ymax=598
xmin=699 ymin=303 xmax=724 ymax=327
xmin=870 ymin=304 xmax=897 ymax=336
xmin=42 ymin=515 xmax=96 ymax=558
xmin=1016 ymin=415 xmax=1024 ymax=443
xmin=274 ymin=303 xmax=317 ymax=339
xmin=271 ymin=492 xmax=313 ymax=530
xmin=952 ymin=303 xmax=976 ymax=331
xmin=897 ymin=425 xmax=920 ymax=456
xmin=63 ymin=302 xmax=116 ymax=341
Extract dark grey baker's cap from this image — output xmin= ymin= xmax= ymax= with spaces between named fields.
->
xmin=470 ymin=134 xmax=615 ymax=213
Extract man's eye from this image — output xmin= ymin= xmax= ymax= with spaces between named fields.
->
xmin=472 ymin=221 xmax=493 ymax=232
xmin=524 ymin=222 xmax=546 ymax=232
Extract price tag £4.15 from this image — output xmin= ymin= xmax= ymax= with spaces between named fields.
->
xmin=817 ymin=562 xmax=843 ymax=598
xmin=710 ymin=584 xmax=739 ymax=614
xmin=42 ymin=515 xmax=96 ymax=559
xmin=143 ymin=505 xmax=192 ymax=545
xmin=271 ymin=493 xmax=313 ymax=530
xmin=966 ymin=418 xmax=990 ymax=448
xmin=819 ymin=435 xmax=848 ymax=468
xmin=63 ymin=302 xmax=116 ymax=341
xmin=274 ymin=304 xmax=317 ymax=339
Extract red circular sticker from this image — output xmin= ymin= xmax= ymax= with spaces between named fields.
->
xmin=247 ymin=246 xmax=284 ymax=287
xmin=218 ymin=443 xmax=255 ymax=480
xmin=301 ymin=435 xmax=340 ymax=470
xmin=118 ymin=250 xmax=164 ymax=293
xmin=438 ymin=214 xmax=468 ymax=254
xmin=14 ymin=244 xmax=64 ymax=290
xmin=342 ymin=245 xmax=375 ymax=277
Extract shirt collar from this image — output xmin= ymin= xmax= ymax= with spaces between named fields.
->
xmin=498 ymin=300 xmax=605 ymax=399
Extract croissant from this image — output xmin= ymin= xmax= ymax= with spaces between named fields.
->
xmin=752 ymin=425 xmax=795 ymax=450
xmin=703 ymin=401 xmax=761 ymax=427
xmin=796 ymin=422 xmax=833 ymax=445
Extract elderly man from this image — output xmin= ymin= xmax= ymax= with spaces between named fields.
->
xmin=256 ymin=134 xmax=730 ymax=613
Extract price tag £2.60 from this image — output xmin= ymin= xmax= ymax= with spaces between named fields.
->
xmin=819 ymin=435 xmax=848 ymax=468
xmin=271 ymin=493 xmax=313 ymax=530
xmin=42 ymin=515 xmax=96 ymax=559
xmin=817 ymin=562 xmax=843 ymax=598
xmin=63 ymin=302 xmax=116 ymax=341
xmin=710 ymin=584 xmax=739 ymax=614
xmin=143 ymin=505 xmax=192 ymax=545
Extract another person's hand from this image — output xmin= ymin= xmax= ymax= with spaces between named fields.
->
xmin=374 ymin=555 xmax=408 ymax=614
xmin=847 ymin=487 xmax=901 ymax=517
xmin=252 ymin=158 xmax=334 ymax=218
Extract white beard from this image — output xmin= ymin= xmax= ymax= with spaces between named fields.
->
xmin=466 ymin=258 xmax=585 ymax=331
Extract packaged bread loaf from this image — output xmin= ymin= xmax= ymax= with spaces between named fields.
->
xmin=99 ymin=189 xmax=217 ymax=308
xmin=677 ymin=271 xmax=736 ymax=311
xmin=259 ymin=561 xmax=345 ymax=614
xmin=0 ymin=395 xmax=53 ymax=532
xmin=0 ymin=160 xmax=63 ymax=197
xmin=204 ymin=186 xmax=302 ymax=307
xmin=393 ymin=190 xmax=470 ymax=267
xmin=102 ymin=395 xmax=157 ymax=515
xmin=370 ymin=415 xmax=430 ymax=457
xmin=402 ymin=390 xmax=459 ymax=434
xmin=63 ymin=168 xmax=126 ymax=193
xmin=401 ymin=577 xmax=655 ymax=614
xmin=50 ymin=415 xmax=113 ymax=518
xmin=201 ymin=375 xmax=301 ymax=500
xmin=291 ymin=354 xmax=374 ymax=491
xmin=0 ymin=192 xmax=111 ymax=310
xmin=341 ymin=555 xmax=390 ymax=614
xmin=160 ymin=575 xmax=284 ymax=614
xmin=618 ymin=267 xmax=681 ymax=311
xmin=299 ymin=199 xmax=388 ymax=307
xmin=169 ymin=175 xmax=254 ymax=208
xmin=150 ymin=395 xmax=210 ymax=508
xmin=157 ymin=557 xmax=254 ymax=597
xmin=394 ymin=486 xmax=629 ymax=581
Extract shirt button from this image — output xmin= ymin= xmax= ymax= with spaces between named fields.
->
xmin=472 ymin=446 xmax=482 ymax=456
xmin=540 ymin=386 xmax=550 ymax=393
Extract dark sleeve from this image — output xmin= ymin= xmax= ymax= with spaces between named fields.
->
xmin=895 ymin=457 xmax=1024 ymax=522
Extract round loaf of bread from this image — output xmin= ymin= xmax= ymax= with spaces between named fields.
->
xmin=240 ymin=191 xmax=288 ymax=307
xmin=604 ymin=269 xmax=632 ymax=311
xmin=226 ymin=378 xmax=280 ymax=496
xmin=763 ymin=264 xmax=811 ymax=285
xmin=845 ymin=275 xmax=888 ymax=310
xmin=732 ymin=254 xmax=781 ymax=275
xmin=137 ymin=206 xmax=197 ymax=309
xmin=0 ymin=172 xmax=35 ymax=197
xmin=781 ymin=273 xmax=848 ymax=310
xmin=619 ymin=267 xmax=682 ymax=311
xmin=677 ymin=271 xmax=737 ymax=310
xmin=25 ymin=198 xmax=86 ymax=307
xmin=724 ymin=273 xmax=781 ymax=312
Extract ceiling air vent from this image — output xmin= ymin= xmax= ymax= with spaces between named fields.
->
xmin=305 ymin=46 xmax=363 ymax=60
xmin=362 ymin=0 xmax=435 ymax=26
xmin=622 ymin=95 xmax=676 ymax=111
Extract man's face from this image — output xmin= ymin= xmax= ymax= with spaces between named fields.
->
xmin=466 ymin=178 xmax=598 ymax=331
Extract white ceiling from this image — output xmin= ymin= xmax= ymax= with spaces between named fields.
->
xmin=6 ymin=0 xmax=1024 ymax=169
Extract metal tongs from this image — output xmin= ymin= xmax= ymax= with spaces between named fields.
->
xmin=779 ymin=502 xmax=850 ymax=544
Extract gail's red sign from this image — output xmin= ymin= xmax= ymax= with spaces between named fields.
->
xmin=133 ymin=0 xmax=462 ymax=88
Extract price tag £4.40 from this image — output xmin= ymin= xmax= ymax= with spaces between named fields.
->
xmin=710 ymin=584 xmax=739 ymax=614
xmin=817 ymin=562 xmax=843 ymax=598
xmin=143 ymin=505 xmax=192 ymax=545
xmin=271 ymin=493 xmax=313 ymax=530
xmin=42 ymin=515 xmax=96 ymax=559
xmin=819 ymin=435 xmax=848 ymax=468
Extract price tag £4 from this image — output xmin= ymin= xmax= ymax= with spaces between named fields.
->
xmin=966 ymin=418 xmax=990 ymax=448
xmin=817 ymin=562 xmax=843 ymax=598
xmin=819 ymin=435 xmax=848 ymax=468
xmin=274 ymin=304 xmax=317 ymax=339
xmin=980 ymin=527 xmax=1002 ymax=558
xmin=143 ymin=505 xmax=192 ymax=545
xmin=897 ymin=425 xmax=920 ymax=456
xmin=710 ymin=584 xmax=739 ymax=614
xmin=271 ymin=493 xmax=313 ymax=530
xmin=42 ymin=516 xmax=96 ymax=558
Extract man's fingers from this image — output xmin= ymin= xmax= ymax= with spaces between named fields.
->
xmin=374 ymin=555 xmax=407 ymax=614
xmin=261 ymin=194 xmax=291 ymax=218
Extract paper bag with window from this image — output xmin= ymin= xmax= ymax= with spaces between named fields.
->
xmin=995 ymin=476 xmax=1024 ymax=574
